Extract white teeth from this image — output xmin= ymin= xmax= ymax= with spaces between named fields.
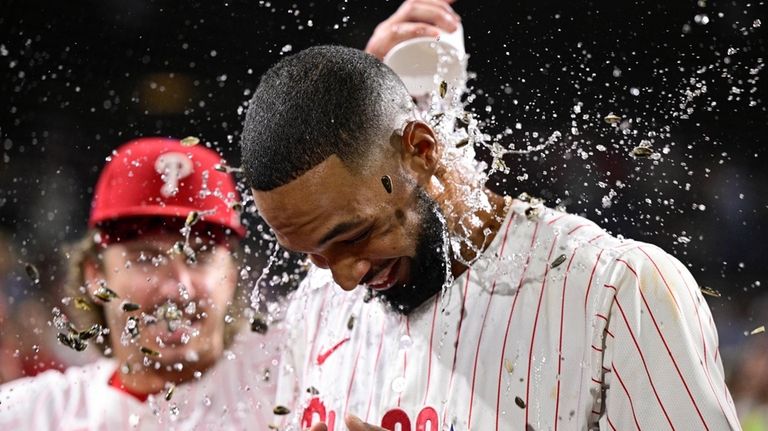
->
xmin=367 ymin=259 xmax=397 ymax=286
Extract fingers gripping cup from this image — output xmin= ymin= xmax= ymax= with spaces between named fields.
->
xmin=383 ymin=23 xmax=468 ymax=107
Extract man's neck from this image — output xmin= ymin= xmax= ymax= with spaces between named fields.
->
xmin=428 ymin=169 xmax=509 ymax=275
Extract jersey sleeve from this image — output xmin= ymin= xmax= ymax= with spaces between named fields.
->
xmin=598 ymin=244 xmax=741 ymax=430
xmin=0 ymin=371 xmax=65 ymax=430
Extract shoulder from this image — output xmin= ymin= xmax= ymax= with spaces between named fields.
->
xmin=0 ymin=362 xmax=87 ymax=423
xmin=501 ymin=199 xmax=633 ymax=264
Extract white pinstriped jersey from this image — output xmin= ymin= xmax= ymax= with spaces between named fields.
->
xmin=0 ymin=331 xmax=279 ymax=430
xmin=275 ymin=200 xmax=742 ymax=431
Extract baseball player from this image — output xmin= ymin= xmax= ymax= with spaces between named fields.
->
xmin=240 ymin=44 xmax=742 ymax=430
xmin=0 ymin=137 xmax=279 ymax=430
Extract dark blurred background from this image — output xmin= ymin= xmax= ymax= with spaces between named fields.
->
xmin=1 ymin=0 xmax=766 ymax=424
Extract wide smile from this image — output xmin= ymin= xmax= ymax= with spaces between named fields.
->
xmin=363 ymin=257 xmax=402 ymax=291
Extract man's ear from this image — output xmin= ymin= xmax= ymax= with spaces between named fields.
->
xmin=400 ymin=120 xmax=440 ymax=183
xmin=83 ymin=258 xmax=104 ymax=299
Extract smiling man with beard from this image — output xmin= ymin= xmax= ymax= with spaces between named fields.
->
xmin=242 ymin=45 xmax=741 ymax=431
xmin=0 ymin=137 xmax=278 ymax=430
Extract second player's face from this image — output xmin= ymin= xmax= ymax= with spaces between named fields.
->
xmin=93 ymin=233 xmax=238 ymax=375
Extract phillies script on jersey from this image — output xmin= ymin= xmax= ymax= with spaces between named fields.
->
xmin=274 ymin=200 xmax=741 ymax=430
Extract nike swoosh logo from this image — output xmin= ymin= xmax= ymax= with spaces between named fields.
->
xmin=316 ymin=337 xmax=351 ymax=366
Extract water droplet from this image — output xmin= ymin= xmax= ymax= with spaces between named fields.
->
xmin=391 ymin=376 xmax=406 ymax=393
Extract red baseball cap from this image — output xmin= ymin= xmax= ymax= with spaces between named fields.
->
xmin=89 ymin=137 xmax=246 ymax=238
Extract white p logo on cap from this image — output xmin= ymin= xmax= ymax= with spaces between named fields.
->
xmin=154 ymin=152 xmax=194 ymax=197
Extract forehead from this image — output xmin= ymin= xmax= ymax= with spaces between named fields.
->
xmin=253 ymin=156 xmax=389 ymax=250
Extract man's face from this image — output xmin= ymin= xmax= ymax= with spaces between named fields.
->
xmin=253 ymin=154 xmax=450 ymax=314
xmin=92 ymin=233 xmax=237 ymax=375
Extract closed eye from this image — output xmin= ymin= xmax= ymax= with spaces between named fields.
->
xmin=344 ymin=227 xmax=372 ymax=245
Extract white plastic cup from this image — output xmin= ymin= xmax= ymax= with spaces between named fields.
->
xmin=383 ymin=23 xmax=468 ymax=103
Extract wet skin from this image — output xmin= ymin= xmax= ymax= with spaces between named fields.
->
xmin=85 ymin=233 xmax=237 ymax=394
xmin=253 ymin=121 xmax=507 ymax=307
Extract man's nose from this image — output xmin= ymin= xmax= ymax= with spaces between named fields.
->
xmin=158 ymin=258 xmax=197 ymax=300
xmin=327 ymin=256 xmax=371 ymax=291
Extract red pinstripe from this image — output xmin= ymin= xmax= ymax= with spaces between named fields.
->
xmin=588 ymin=234 xmax=605 ymax=243
xmin=343 ymin=337 xmax=365 ymax=417
xmin=421 ymin=295 xmax=440 ymax=405
xmin=592 ymin=378 xmax=603 ymax=385
xmin=618 ymin=256 xmax=711 ymax=430
xmin=567 ymin=224 xmax=590 ymax=235
xmin=441 ymin=269 xmax=473 ymax=427
xmin=467 ymin=215 xmax=515 ymax=426
xmin=548 ymin=213 xmax=568 ymax=225
xmin=613 ymin=294 xmax=676 ymax=428
xmin=365 ymin=321 xmax=388 ymax=421
xmin=612 ymin=362 xmax=642 ymax=431
xmin=660 ymin=253 xmax=737 ymax=423
xmin=495 ymin=221 xmax=540 ymax=431
xmin=524 ymin=235 xmax=558 ymax=426
xmin=554 ymin=250 xmax=578 ymax=431
xmin=582 ymin=249 xmax=605 ymax=311
xmin=595 ymin=314 xmax=608 ymax=322
xmin=607 ymin=413 xmax=618 ymax=430
xmin=306 ymin=288 xmax=332 ymax=383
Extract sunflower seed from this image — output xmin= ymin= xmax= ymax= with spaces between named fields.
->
xmin=700 ymin=286 xmax=721 ymax=298
xmin=306 ymin=386 xmax=320 ymax=395
xmin=229 ymin=201 xmax=244 ymax=213
xmin=603 ymin=113 xmax=621 ymax=124
xmin=140 ymin=346 xmax=160 ymax=357
xmin=515 ymin=396 xmax=526 ymax=409
xmin=456 ymin=137 xmax=470 ymax=148
xmin=251 ymin=315 xmax=268 ymax=334
xmin=125 ymin=316 xmax=140 ymax=338
xmin=268 ymin=425 xmax=280 ymax=431
xmin=750 ymin=326 xmax=765 ymax=335
xmin=57 ymin=333 xmax=88 ymax=352
xmin=163 ymin=304 xmax=183 ymax=321
xmin=94 ymin=284 xmax=119 ymax=302
xmin=24 ymin=263 xmax=40 ymax=284
xmin=169 ymin=241 xmax=184 ymax=255
xmin=381 ymin=175 xmax=393 ymax=194
xmin=165 ymin=383 xmax=176 ymax=401
xmin=78 ymin=324 xmax=102 ymax=341
xmin=456 ymin=113 xmax=471 ymax=128
xmin=551 ymin=254 xmax=567 ymax=268
xmin=185 ymin=211 xmax=200 ymax=227
xmin=273 ymin=405 xmax=291 ymax=415
xmin=525 ymin=206 xmax=540 ymax=221
xmin=439 ymin=80 xmax=448 ymax=98
xmin=632 ymin=146 xmax=654 ymax=157
xmin=213 ymin=163 xmax=243 ymax=174
xmin=74 ymin=297 xmax=92 ymax=311
xmin=347 ymin=315 xmax=355 ymax=330
xmin=180 ymin=136 xmax=200 ymax=147
xmin=122 ymin=302 xmax=141 ymax=312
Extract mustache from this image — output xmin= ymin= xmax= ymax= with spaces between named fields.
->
xmin=129 ymin=298 xmax=211 ymax=325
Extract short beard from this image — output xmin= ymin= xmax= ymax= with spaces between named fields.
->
xmin=368 ymin=186 xmax=451 ymax=315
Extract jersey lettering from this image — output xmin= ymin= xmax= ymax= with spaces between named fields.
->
xmin=302 ymin=399 xmax=438 ymax=431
